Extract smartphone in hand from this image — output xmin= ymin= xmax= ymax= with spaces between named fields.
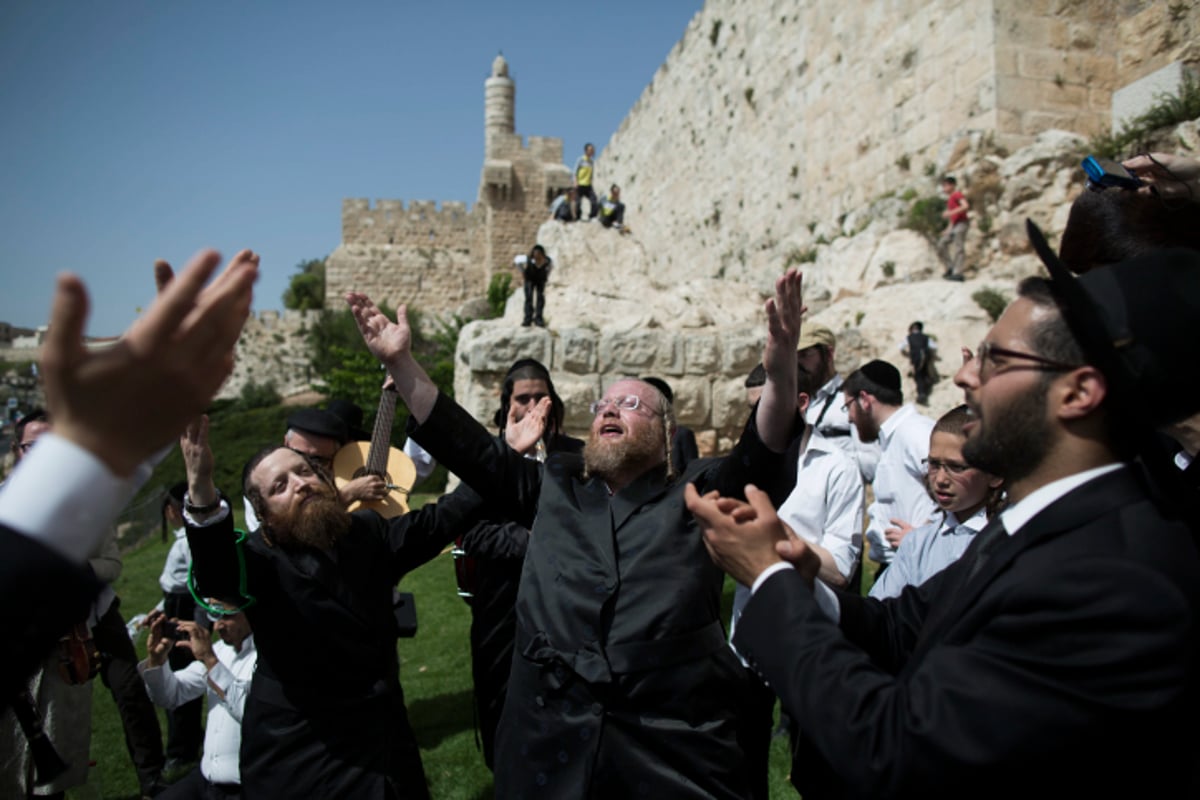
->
xmin=1082 ymin=155 xmax=1144 ymax=190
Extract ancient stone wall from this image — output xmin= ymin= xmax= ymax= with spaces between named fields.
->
xmin=597 ymin=0 xmax=1194 ymax=304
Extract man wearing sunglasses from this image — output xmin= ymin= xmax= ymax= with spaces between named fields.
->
xmin=348 ymin=268 xmax=805 ymax=799
xmin=139 ymin=601 xmax=256 ymax=800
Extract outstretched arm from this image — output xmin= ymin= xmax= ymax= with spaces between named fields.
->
xmin=755 ymin=268 xmax=806 ymax=452
xmin=345 ymin=294 xmax=440 ymax=424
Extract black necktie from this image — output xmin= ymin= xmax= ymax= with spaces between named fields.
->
xmin=964 ymin=516 xmax=1008 ymax=582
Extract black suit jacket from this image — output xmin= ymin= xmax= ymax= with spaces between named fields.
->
xmin=188 ymin=486 xmax=483 ymax=799
xmin=734 ymin=466 xmax=1200 ymax=798
xmin=0 ymin=526 xmax=100 ymax=708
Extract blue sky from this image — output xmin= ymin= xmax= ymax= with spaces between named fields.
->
xmin=0 ymin=1 xmax=701 ymax=336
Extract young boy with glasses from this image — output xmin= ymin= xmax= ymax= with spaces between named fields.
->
xmin=869 ymin=405 xmax=1003 ymax=599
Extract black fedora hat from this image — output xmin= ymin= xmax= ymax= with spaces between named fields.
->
xmin=286 ymin=407 xmax=349 ymax=444
xmin=326 ymin=399 xmax=370 ymax=442
xmin=1026 ymin=218 xmax=1200 ymax=429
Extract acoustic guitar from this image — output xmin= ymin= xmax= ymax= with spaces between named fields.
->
xmin=332 ymin=386 xmax=417 ymax=517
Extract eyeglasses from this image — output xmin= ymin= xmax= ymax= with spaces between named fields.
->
xmin=841 ymin=395 xmax=859 ymax=413
xmin=972 ymin=342 xmax=1080 ymax=383
xmin=17 ymin=442 xmax=36 ymax=453
xmin=589 ymin=395 xmax=659 ymax=416
xmin=922 ymin=458 xmax=972 ymax=476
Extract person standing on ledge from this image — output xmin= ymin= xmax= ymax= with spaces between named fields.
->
xmin=937 ymin=175 xmax=969 ymax=281
xmin=520 ymin=244 xmax=552 ymax=328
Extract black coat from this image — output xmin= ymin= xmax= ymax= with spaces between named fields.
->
xmin=734 ymin=466 xmax=1200 ymax=799
xmin=0 ymin=527 xmax=100 ymax=708
xmin=412 ymin=393 xmax=796 ymax=799
xmin=187 ymin=486 xmax=483 ymax=799
xmin=458 ymin=432 xmax=583 ymax=770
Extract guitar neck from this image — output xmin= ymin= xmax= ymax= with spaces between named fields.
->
xmin=366 ymin=389 xmax=399 ymax=475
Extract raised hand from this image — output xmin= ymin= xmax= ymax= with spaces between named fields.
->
xmin=345 ymin=292 xmax=439 ymax=424
xmin=43 ymin=249 xmax=258 ymax=476
xmin=756 ymin=268 xmax=806 ymax=451
xmin=345 ymin=293 xmax=413 ymax=365
xmin=762 ymin=268 xmax=806 ymax=380
xmin=180 ymin=415 xmax=219 ymax=510
xmin=505 ymin=396 xmax=551 ymax=456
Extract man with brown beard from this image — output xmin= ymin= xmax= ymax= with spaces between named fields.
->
xmin=181 ymin=414 xmax=484 ymax=800
xmin=689 ymin=232 xmax=1200 ymax=798
xmin=346 ymin=267 xmax=805 ymax=799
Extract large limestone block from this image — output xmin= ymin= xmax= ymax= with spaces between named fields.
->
xmin=666 ymin=376 xmax=713 ymax=428
xmin=597 ymin=330 xmax=682 ymax=375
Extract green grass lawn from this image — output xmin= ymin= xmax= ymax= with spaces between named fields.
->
xmin=87 ymin=495 xmax=803 ymax=799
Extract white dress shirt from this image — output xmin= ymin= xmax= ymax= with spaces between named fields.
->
xmin=729 ymin=429 xmax=864 ymax=654
xmin=159 ymin=527 xmax=192 ymax=594
xmin=865 ymin=404 xmax=937 ymax=566
xmin=139 ymin=635 xmax=257 ymax=785
xmin=868 ymin=506 xmax=987 ymax=600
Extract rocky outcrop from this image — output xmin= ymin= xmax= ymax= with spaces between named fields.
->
xmin=453 ymin=119 xmax=1199 ymax=448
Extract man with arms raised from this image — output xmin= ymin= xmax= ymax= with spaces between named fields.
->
xmin=182 ymin=410 xmax=484 ymax=799
xmin=689 ymin=232 xmax=1200 ymax=797
xmin=347 ymin=268 xmax=805 ymax=798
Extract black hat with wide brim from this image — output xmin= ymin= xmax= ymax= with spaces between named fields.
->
xmin=1026 ymin=218 xmax=1200 ymax=429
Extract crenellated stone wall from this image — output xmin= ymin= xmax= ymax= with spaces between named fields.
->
xmin=325 ymin=54 xmax=571 ymax=316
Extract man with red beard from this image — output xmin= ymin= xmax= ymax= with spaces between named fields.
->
xmin=181 ymin=415 xmax=484 ymax=800
xmin=689 ymin=230 xmax=1200 ymax=798
xmin=347 ymin=268 xmax=805 ymax=799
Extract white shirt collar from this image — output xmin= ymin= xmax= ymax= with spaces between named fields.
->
xmin=878 ymin=403 xmax=916 ymax=447
xmin=999 ymin=463 xmax=1123 ymax=536
xmin=939 ymin=505 xmax=988 ymax=535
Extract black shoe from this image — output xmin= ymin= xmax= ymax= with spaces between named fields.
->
xmin=522 ymin=320 xmax=532 ymax=327
xmin=534 ymin=318 xmax=545 ymax=327
xmin=944 ymin=273 xmax=964 ymax=282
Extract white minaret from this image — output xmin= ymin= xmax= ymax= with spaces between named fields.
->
xmin=484 ymin=52 xmax=515 ymax=158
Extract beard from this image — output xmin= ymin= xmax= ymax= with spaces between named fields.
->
xmin=854 ymin=414 xmax=880 ymax=443
xmin=269 ymin=486 xmax=352 ymax=551
xmin=584 ymin=421 xmax=665 ymax=482
xmin=962 ymin=381 xmax=1053 ymax=484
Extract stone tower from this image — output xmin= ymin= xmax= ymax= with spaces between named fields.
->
xmin=325 ymin=55 xmax=571 ymax=316
xmin=484 ymin=53 xmax=515 ymax=157
xmin=477 ymin=53 xmax=572 ymax=283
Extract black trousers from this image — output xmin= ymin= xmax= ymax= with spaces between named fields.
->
xmin=573 ymin=185 xmax=598 ymax=219
xmin=92 ymin=598 xmax=165 ymax=794
xmin=162 ymin=591 xmax=204 ymax=763
xmin=523 ymin=269 xmax=547 ymax=325
xmin=599 ymin=201 xmax=625 ymax=228
xmin=735 ymin=671 xmax=776 ymax=800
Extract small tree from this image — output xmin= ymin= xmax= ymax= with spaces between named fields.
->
xmin=283 ymin=258 xmax=327 ymax=311
xmin=487 ymin=272 xmax=515 ymax=319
